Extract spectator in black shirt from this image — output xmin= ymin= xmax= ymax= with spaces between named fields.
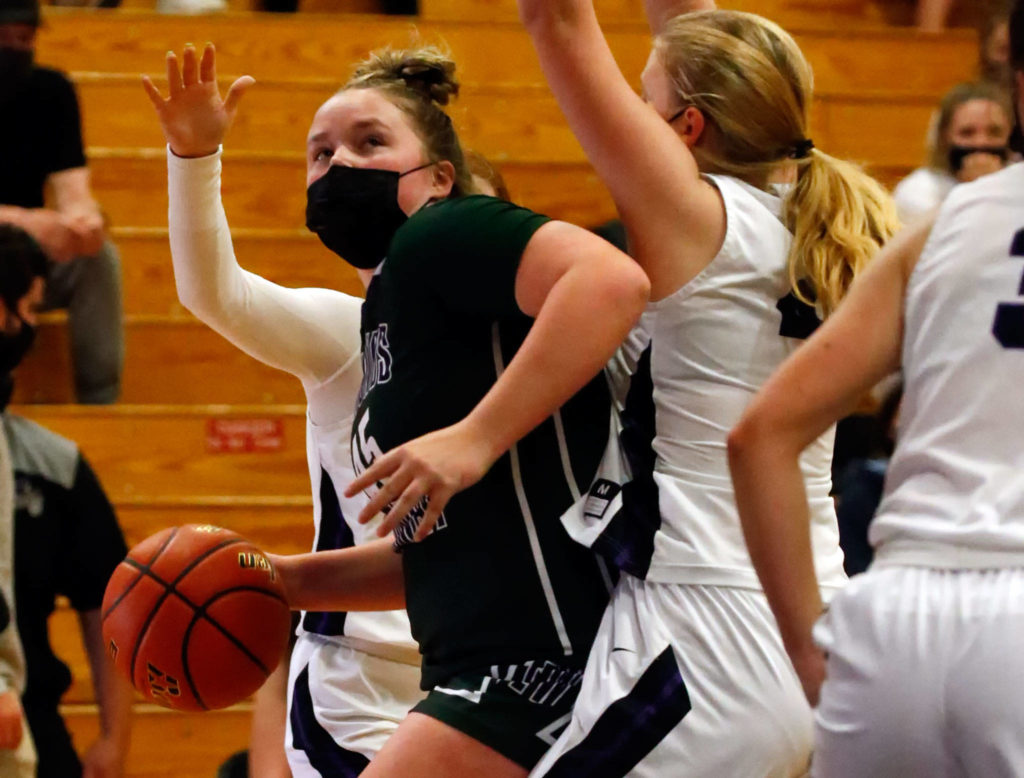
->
xmin=0 ymin=0 xmax=123 ymax=405
xmin=0 ymin=224 xmax=132 ymax=778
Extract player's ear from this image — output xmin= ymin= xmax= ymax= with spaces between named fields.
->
xmin=676 ymin=106 xmax=707 ymax=149
xmin=431 ymin=160 xmax=456 ymax=199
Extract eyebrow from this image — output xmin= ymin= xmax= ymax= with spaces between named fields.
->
xmin=307 ymin=119 xmax=389 ymax=145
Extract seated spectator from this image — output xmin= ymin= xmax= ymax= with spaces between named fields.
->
xmin=981 ymin=0 xmax=1014 ymax=81
xmin=892 ymin=81 xmax=1014 ymax=222
xmin=0 ymin=225 xmax=132 ymax=778
xmin=916 ymin=0 xmax=957 ymax=31
xmin=0 ymin=0 xmax=124 ymax=404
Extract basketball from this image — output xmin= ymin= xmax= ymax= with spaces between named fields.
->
xmin=101 ymin=524 xmax=292 ymax=712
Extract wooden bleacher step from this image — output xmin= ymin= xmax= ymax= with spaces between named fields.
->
xmin=420 ymin=0 xmax=883 ymax=26
xmin=15 ymin=314 xmax=309 ymax=404
xmin=63 ymin=702 xmax=252 ymax=777
xmin=77 ymin=71 xmax=946 ymax=169
xmin=110 ymin=227 xmax=361 ymax=316
xmin=114 ymin=495 xmax=316 ymax=552
xmin=36 ymin=10 xmax=976 ymax=92
xmin=10 ymin=404 xmax=309 ymax=498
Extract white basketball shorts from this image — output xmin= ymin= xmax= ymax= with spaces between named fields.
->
xmin=285 ymin=632 xmax=425 ymax=777
xmin=812 ymin=566 xmax=1024 ymax=778
xmin=531 ymin=574 xmax=813 ymax=777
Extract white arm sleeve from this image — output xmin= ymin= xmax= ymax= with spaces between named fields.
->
xmin=167 ymin=148 xmax=362 ymax=389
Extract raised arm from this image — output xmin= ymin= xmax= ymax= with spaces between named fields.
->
xmin=727 ymin=218 xmax=933 ymax=704
xmin=146 ymin=44 xmax=361 ymax=387
xmin=518 ymin=0 xmax=724 ymax=299
xmin=348 ymin=221 xmax=649 ymax=539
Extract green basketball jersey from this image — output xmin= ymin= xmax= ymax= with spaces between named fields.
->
xmin=352 ymin=195 xmax=614 ymax=689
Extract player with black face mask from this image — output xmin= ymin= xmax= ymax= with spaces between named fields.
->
xmin=145 ymin=40 xmax=648 ymax=778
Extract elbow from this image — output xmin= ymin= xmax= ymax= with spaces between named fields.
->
xmin=596 ymin=257 xmax=650 ymax=324
xmin=727 ymin=408 xmax=766 ymax=472
xmin=173 ymin=280 xmax=206 ymax=318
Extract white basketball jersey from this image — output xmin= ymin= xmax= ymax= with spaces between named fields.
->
xmin=871 ymin=163 xmax=1024 ymax=569
xmin=297 ymin=351 xmax=418 ymax=662
xmin=566 ymin=175 xmax=845 ymax=591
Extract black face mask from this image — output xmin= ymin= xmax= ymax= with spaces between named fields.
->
xmin=0 ymin=320 xmax=36 ymax=377
xmin=305 ymin=162 xmax=434 ymax=269
xmin=948 ymin=144 xmax=1009 ymax=174
xmin=0 ymin=47 xmax=34 ymax=104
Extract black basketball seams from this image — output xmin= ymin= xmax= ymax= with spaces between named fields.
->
xmin=101 ymin=526 xmax=179 ymax=621
xmin=179 ymin=586 xmax=288 ymax=710
xmin=125 ymin=536 xmax=247 ymax=697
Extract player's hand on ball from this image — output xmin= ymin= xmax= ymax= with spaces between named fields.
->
xmin=0 ymin=690 xmax=24 ymax=750
xmin=347 ymin=420 xmax=499 ymax=543
xmin=142 ymin=42 xmax=254 ymax=159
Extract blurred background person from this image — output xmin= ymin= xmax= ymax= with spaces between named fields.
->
xmin=0 ymin=224 xmax=132 ymax=778
xmin=0 ymin=0 xmax=124 ymax=405
xmin=892 ymin=81 xmax=1014 ymax=222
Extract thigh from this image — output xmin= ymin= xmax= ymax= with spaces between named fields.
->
xmin=811 ymin=569 xmax=949 ymax=778
xmin=364 ymin=712 xmax=527 ymax=778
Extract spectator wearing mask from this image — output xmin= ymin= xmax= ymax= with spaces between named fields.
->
xmin=893 ymin=81 xmax=1014 ymax=223
xmin=0 ymin=0 xmax=124 ymax=404
xmin=0 ymin=224 xmax=132 ymax=778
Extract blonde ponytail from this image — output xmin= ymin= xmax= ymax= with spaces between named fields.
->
xmin=784 ymin=150 xmax=900 ymax=316
xmin=657 ymin=10 xmax=899 ymax=315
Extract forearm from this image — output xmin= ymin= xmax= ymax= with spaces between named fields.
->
xmin=167 ymin=148 xmax=360 ymax=384
xmin=0 ymin=206 xmax=38 ymax=234
xmin=80 ymin=610 xmax=133 ymax=746
xmin=270 ymin=538 xmax=405 ymax=613
xmin=468 ymin=259 xmax=647 ymax=459
xmin=48 ymin=167 xmax=104 ymax=221
xmin=729 ymin=432 xmax=822 ymax=655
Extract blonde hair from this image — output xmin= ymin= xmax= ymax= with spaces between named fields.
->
xmin=343 ymin=46 xmax=475 ymax=197
xmin=655 ymin=10 xmax=900 ymax=315
xmin=464 ymin=149 xmax=511 ymax=200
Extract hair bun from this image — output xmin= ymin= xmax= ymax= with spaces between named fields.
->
xmin=349 ymin=47 xmax=460 ymax=107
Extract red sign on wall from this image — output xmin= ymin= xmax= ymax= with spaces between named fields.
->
xmin=206 ymin=418 xmax=285 ymax=453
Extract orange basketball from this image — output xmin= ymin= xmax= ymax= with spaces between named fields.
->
xmin=101 ymin=524 xmax=292 ymax=712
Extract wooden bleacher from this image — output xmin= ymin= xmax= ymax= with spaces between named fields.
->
xmin=14 ymin=2 xmax=978 ymax=774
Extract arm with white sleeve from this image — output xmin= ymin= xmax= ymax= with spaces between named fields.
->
xmin=147 ymin=42 xmax=361 ymax=388
xmin=167 ymin=148 xmax=361 ymax=389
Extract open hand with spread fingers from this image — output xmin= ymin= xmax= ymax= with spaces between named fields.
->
xmin=142 ymin=42 xmax=255 ymax=158
xmin=345 ymin=421 xmax=499 ymax=544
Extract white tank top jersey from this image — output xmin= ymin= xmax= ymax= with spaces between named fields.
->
xmin=872 ymin=162 xmax=1024 ymax=569
xmin=297 ymin=341 xmax=419 ymax=663
xmin=566 ymin=174 xmax=846 ymax=591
